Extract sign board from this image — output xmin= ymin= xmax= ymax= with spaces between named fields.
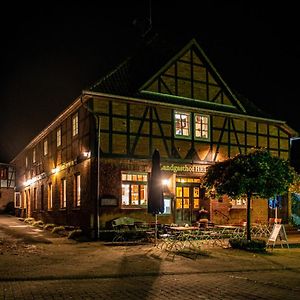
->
xmin=100 ymin=197 xmax=118 ymax=206
xmin=267 ymin=224 xmax=289 ymax=248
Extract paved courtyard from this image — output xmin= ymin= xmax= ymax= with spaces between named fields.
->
xmin=1 ymin=214 xmax=300 ymax=299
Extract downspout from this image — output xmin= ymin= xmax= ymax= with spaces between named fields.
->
xmin=81 ymin=93 xmax=101 ymax=239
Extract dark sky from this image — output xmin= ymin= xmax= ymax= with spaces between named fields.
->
xmin=1 ymin=1 xmax=299 ymax=163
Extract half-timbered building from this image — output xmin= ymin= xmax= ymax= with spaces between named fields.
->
xmin=0 ymin=163 xmax=15 ymax=213
xmin=11 ymin=36 xmax=298 ymax=237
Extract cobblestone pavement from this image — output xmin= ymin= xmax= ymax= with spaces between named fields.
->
xmin=1 ymin=214 xmax=300 ymax=299
xmin=1 ymin=269 xmax=300 ymax=300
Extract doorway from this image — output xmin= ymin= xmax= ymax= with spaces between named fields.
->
xmin=175 ymin=177 xmax=201 ymax=224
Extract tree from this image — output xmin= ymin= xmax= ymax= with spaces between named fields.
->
xmin=204 ymin=149 xmax=295 ymax=241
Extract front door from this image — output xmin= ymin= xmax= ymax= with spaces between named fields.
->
xmin=175 ymin=177 xmax=200 ymax=224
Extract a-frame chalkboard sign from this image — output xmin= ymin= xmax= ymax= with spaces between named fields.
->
xmin=267 ymin=224 xmax=289 ymax=249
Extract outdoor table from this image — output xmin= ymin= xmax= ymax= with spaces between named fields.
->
xmin=158 ymin=226 xmax=201 ymax=252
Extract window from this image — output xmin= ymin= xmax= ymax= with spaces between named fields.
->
xmin=231 ymin=195 xmax=247 ymax=209
xmin=25 ymin=156 xmax=28 ymax=168
xmin=41 ymin=184 xmax=44 ymax=211
xmin=72 ymin=113 xmax=78 ymax=137
xmin=174 ymin=111 xmax=191 ymax=137
xmin=60 ymin=179 xmax=67 ymax=208
xmin=195 ymin=114 xmax=210 ymax=140
xmin=33 ymin=149 xmax=36 ymax=163
xmin=44 ymin=139 xmax=48 ymax=156
xmin=33 ymin=187 xmax=37 ymax=210
xmin=57 ymin=127 xmax=61 ymax=147
xmin=163 ymin=197 xmax=171 ymax=214
xmin=121 ymin=172 xmax=148 ymax=207
xmin=74 ymin=174 xmax=81 ymax=207
xmin=14 ymin=192 xmax=21 ymax=208
xmin=48 ymin=183 xmax=53 ymax=210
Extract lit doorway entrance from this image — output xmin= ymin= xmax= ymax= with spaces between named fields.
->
xmin=175 ymin=177 xmax=201 ymax=224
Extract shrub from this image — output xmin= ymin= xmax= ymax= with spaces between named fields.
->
xmin=24 ymin=217 xmax=35 ymax=225
xmin=51 ymin=226 xmax=66 ymax=235
xmin=68 ymin=229 xmax=83 ymax=240
xmin=44 ymin=223 xmax=56 ymax=231
xmin=33 ymin=220 xmax=44 ymax=228
xmin=229 ymin=238 xmax=267 ymax=253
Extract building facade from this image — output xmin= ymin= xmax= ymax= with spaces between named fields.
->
xmin=12 ymin=37 xmax=298 ymax=237
xmin=0 ymin=163 xmax=15 ymax=213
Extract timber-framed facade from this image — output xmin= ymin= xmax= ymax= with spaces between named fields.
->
xmin=11 ymin=36 xmax=298 ymax=237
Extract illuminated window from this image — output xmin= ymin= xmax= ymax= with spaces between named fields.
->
xmin=48 ymin=183 xmax=53 ymax=210
xmin=74 ymin=174 xmax=81 ymax=207
xmin=44 ymin=139 xmax=48 ymax=156
xmin=57 ymin=127 xmax=61 ymax=147
xmin=60 ymin=179 xmax=67 ymax=208
xmin=72 ymin=113 xmax=79 ymax=137
xmin=33 ymin=149 xmax=36 ymax=163
xmin=25 ymin=156 xmax=28 ymax=168
xmin=121 ymin=172 xmax=148 ymax=207
xmin=195 ymin=114 xmax=210 ymax=140
xmin=231 ymin=195 xmax=247 ymax=208
xmin=174 ymin=111 xmax=191 ymax=138
xmin=163 ymin=197 xmax=171 ymax=214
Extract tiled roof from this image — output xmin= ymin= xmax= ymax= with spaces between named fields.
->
xmin=88 ymin=33 xmax=272 ymax=119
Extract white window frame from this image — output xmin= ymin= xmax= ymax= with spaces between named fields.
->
xmin=174 ymin=111 xmax=191 ymax=139
xmin=121 ymin=172 xmax=148 ymax=207
xmin=194 ymin=114 xmax=210 ymax=141
xmin=60 ymin=178 xmax=67 ymax=208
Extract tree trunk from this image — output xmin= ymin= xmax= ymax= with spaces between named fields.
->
xmin=246 ymin=192 xmax=252 ymax=241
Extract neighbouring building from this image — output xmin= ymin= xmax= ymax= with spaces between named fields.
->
xmin=0 ymin=163 xmax=15 ymax=213
xmin=11 ymin=35 xmax=298 ymax=237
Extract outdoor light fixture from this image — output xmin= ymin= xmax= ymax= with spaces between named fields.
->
xmin=82 ymin=151 xmax=91 ymax=158
xmin=23 ymin=178 xmax=36 ymax=187
xmin=52 ymin=167 xmax=59 ymax=174
xmin=162 ymin=179 xmax=169 ymax=186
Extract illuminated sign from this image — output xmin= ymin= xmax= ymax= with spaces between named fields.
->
xmin=161 ymin=164 xmax=208 ymax=173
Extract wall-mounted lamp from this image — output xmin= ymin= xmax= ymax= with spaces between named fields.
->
xmin=52 ymin=167 xmax=59 ymax=174
xmin=82 ymin=151 xmax=91 ymax=158
xmin=162 ymin=179 xmax=170 ymax=186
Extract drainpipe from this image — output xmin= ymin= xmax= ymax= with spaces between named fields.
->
xmin=81 ymin=93 xmax=101 ymax=239
xmin=96 ymin=115 xmax=101 ymax=239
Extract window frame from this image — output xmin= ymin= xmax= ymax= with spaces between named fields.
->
xmin=48 ymin=182 xmax=53 ymax=210
xmin=74 ymin=173 xmax=81 ymax=207
xmin=56 ymin=127 xmax=62 ymax=148
xmin=194 ymin=113 xmax=210 ymax=141
xmin=174 ymin=111 xmax=192 ymax=139
xmin=72 ymin=113 xmax=79 ymax=137
xmin=43 ymin=139 xmax=48 ymax=156
xmin=121 ymin=172 xmax=148 ymax=208
xmin=60 ymin=178 xmax=67 ymax=209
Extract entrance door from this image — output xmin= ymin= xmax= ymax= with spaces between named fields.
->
xmin=175 ymin=177 xmax=200 ymax=224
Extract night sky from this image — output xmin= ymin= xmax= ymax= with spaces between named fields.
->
xmin=1 ymin=1 xmax=299 ymax=163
